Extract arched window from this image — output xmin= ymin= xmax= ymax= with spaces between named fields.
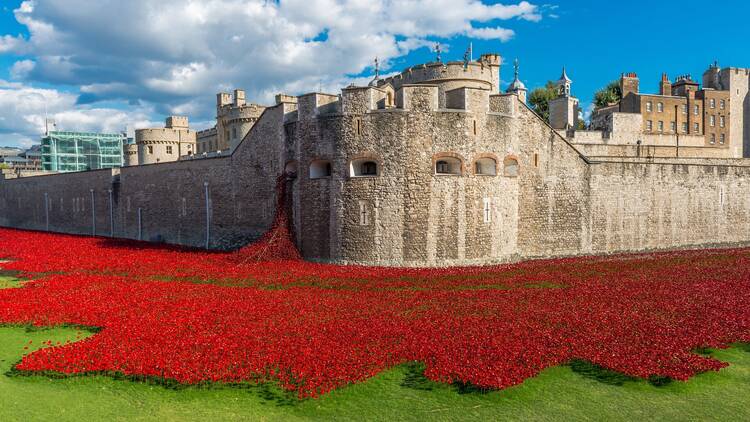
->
xmin=361 ymin=161 xmax=377 ymax=175
xmin=309 ymin=160 xmax=332 ymax=179
xmin=350 ymin=158 xmax=379 ymax=177
xmin=474 ymin=157 xmax=497 ymax=176
xmin=503 ymin=157 xmax=519 ymax=177
xmin=434 ymin=156 xmax=462 ymax=175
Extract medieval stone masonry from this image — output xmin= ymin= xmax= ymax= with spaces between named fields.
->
xmin=2 ymin=53 xmax=750 ymax=267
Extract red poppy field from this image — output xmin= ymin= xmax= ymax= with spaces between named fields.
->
xmin=0 ymin=227 xmax=749 ymax=398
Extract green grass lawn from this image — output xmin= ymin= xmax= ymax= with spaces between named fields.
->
xmin=0 ymin=327 xmax=747 ymax=421
xmin=0 ymin=276 xmax=22 ymax=289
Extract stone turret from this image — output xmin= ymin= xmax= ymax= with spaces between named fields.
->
xmin=505 ymin=59 xmax=527 ymax=103
xmin=215 ymin=88 xmax=266 ymax=151
xmin=376 ymin=53 xmax=502 ymax=108
xmin=135 ymin=116 xmax=196 ymax=165
xmin=549 ymin=67 xmax=579 ymax=130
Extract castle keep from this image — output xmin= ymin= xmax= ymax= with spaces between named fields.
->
xmin=2 ymin=53 xmax=750 ymax=267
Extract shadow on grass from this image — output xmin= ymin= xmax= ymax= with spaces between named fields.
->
xmin=570 ymin=359 xmax=675 ymax=388
xmin=5 ymin=363 xmax=302 ymax=407
xmin=569 ymin=360 xmax=638 ymax=386
xmin=400 ymin=362 xmax=490 ymax=395
xmin=2 ymin=324 xmax=300 ymax=408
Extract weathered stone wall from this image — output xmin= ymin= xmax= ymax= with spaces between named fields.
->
xmin=587 ymin=160 xmax=750 ymax=253
xmin=0 ymin=105 xmax=289 ymax=251
xmin=3 ymin=76 xmax=750 ymax=267
xmin=513 ymin=103 xmax=590 ymax=259
xmin=0 ymin=169 xmax=119 ymax=237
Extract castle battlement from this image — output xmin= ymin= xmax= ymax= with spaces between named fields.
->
xmin=378 ymin=54 xmax=501 ymax=97
xmin=6 ymin=53 xmax=750 ymax=268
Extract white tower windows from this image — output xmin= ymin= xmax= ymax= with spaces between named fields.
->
xmin=434 ymin=156 xmax=462 ymax=175
xmin=474 ymin=157 xmax=497 ymax=176
xmin=349 ymin=158 xmax=379 ymax=177
xmin=309 ymin=160 xmax=333 ymax=179
xmin=503 ymin=157 xmax=519 ymax=177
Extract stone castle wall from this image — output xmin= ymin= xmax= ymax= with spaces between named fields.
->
xmin=3 ymin=82 xmax=750 ymax=267
xmin=587 ymin=160 xmax=750 ymax=253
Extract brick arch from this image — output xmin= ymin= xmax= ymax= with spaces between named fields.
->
xmin=348 ymin=153 xmax=383 ymax=178
xmin=472 ymin=153 xmax=499 ymax=176
xmin=308 ymin=157 xmax=333 ymax=179
xmin=432 ymin=152 xmax=466 ymax=175
xmin=502 ymin=154 xmax=520 ymax=177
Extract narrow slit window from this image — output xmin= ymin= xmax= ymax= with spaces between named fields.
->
xmin=359 ymin=201 xmax=370 ymax=225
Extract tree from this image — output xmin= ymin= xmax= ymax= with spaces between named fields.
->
xmin=528 ymin=81 xmax=558 ymax=123
xmin=593 ymin=80 xmax=622 ymax=108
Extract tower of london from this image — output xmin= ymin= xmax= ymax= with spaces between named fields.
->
xmin=2 ymin=52 xmax=750 ymax=267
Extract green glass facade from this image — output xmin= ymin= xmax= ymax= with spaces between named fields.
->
xmin=41 ymin=131 xmax=125 ymax=172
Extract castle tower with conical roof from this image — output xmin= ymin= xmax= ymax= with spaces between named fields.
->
xmin=549 ymin=67 xmax=579 ymax=130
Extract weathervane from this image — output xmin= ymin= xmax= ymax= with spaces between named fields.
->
xmin=434 ymin=43 xmax=442 ymax=63
xmin=463 ymin=43 xmax=473 ymax=69
xmin=374 ymin=57 xmax=380 ymax=80
xmin=514 ymin=58 xmax=520 ymax=80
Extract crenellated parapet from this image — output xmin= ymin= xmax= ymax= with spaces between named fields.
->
xmin=296 ymin=93 xmax=341 ymax=120
xmin=378 ymin=54 xmax=501 ymax=93
xmin=135 ymin=116 xmax=196 ymax=165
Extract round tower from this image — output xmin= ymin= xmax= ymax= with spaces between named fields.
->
xmin=376 ymin=52 xmax=503 ymax=108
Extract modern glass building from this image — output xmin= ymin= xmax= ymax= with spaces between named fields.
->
xmin=41 ymin=131 xmax=125 ymax=172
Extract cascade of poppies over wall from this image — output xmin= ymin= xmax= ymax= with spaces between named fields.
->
xmin=233 ymin=174 xmax=301 ymax=264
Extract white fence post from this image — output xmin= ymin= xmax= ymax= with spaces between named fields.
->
xmin=204 ymin=181 xmax=210 ymax=249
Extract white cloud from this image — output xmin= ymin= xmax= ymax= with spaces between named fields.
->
xmin=10 ymin=59 xmax=35 ymax=80
xmin=465 ymin=27 xmax=516 ymax=41
xmin=0 ymin=80 xmax=158 ymax=147
xmin=0 ymin=0 xmax=545 ymax=146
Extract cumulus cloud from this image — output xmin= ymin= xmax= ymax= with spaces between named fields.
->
xmin=465 ymin=27 xmax=516 ymax=41
xmin=0 ymin=0 xmax=545 ymax=147
xmin=0 ymin=79 xmax=159 ymax=147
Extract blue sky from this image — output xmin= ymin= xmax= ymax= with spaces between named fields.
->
xmin=0 ymin=0 xmax=749 ymax=148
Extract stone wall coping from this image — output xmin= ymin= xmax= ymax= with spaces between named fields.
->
xmin=588 ymin=157 xmax=750 ymax=168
